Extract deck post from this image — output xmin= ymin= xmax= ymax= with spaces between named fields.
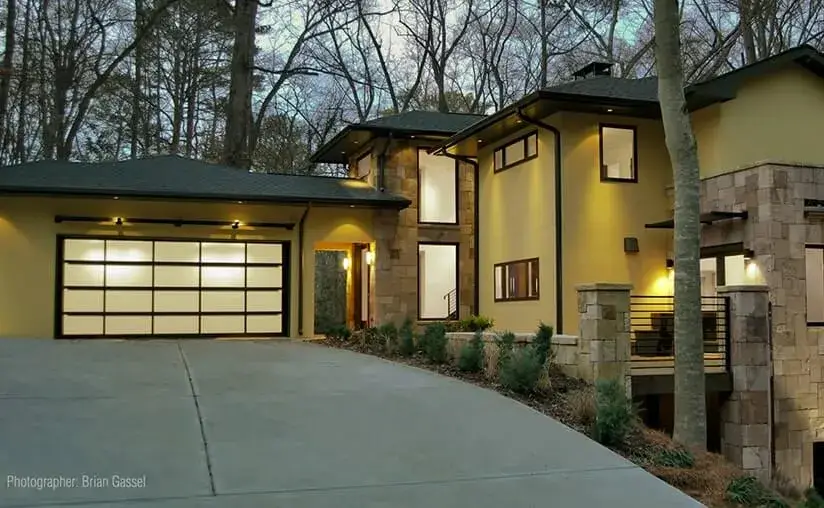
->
xmin=576 ymin=283 xmax=633 ymax=397
xmin=716 ymin=284 xmax=771 ymax=482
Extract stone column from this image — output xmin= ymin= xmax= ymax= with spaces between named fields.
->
xmin=717 ymin=285 xmax=771 ymax=482
xmin=576 ymin=283 xmax=632 ymax=396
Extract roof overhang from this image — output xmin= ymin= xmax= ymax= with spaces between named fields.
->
xmin=644 ymin=210 xmax=748 ymax=229
xmin=310 ymin=126 xmax=453 ymax=164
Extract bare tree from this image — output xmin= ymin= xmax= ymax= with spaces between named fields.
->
xmin=654 ymin=0 xmax=707 ymax=451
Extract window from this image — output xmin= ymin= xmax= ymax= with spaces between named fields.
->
xmin=356 ymin=153 xmax=373 ymax=185
xmin=807 ymin=247 xmax=824 ymax=325
xmin=600 ymin=124 xmax=637 ymax=182
xmin=494 ymin=258 xmax=539 ymax=301
xmin=493 ymin=132 xmax=538 ymax=172
xmin=418 ymin=243 xmax=458 ymax=320
xmin=418 ymin=149 xmax=458 ymax=224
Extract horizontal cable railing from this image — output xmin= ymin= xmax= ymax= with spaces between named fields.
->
xmin=630 ymin=295 xmax=730 ymax=373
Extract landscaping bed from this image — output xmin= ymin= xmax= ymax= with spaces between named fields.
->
xmin=320 ymin=319 xmax=819 ymax=508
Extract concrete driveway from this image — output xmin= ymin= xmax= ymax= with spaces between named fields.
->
xmin=0 ymin=339 xmax=702 ymax=507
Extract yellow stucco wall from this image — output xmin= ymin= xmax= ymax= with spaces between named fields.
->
xmin=693 ymin=67 xmax=824 ymax=177
xmin=477 ymin=114 xmax=673 ymax=335
xmin=556 ymin=112 xmax=673 ymax=335
xmin=0 ymin=196 xmax=375 ymax=339
xmin=478 ymin=127 xmax=557 ymax=333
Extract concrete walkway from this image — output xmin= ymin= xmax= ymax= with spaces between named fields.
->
xmin=0 ymin=339 xmax=703 ymax=507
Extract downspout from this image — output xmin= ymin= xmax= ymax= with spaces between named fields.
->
xmin=297 ymin=205 xmax=311 ymax=336
xmin=439 ymin=152 xmax=480 ymax=316
xmin=517 ymin=109 xmax=564 ymax=333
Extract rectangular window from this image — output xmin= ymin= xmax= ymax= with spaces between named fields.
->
xmin=418 ymin=149 xmax=458 ymax=224
xmin=418 ymin=243 xmax=458 ymax=320
xmin=493 ymin=132 xmax=538 ymax=172
xmin=600 ymin=124 xmax=637 ymax=182
xmin=807 ymin=247 xmax=824 ymax=325
xmin=494 ymin=258 xmax=539 ymax=301
xmin=356 ymin=153 xmax=372 ymax=185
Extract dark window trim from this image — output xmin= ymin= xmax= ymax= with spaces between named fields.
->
xmin=700 ymin=243 xmax=745 ymax=287
xmin=416 ymin=147 xmax=459 ymax=226
xmin=55 ymin=234 xmax=290 ymax=339
xmin=493 ymin=131 xmax=539 ymax=173
xmin=806 ymin=244 xmax=824 ymax=326
xmin=417 ymin=241 xmax=460 ymax=321
xmin=493 ymin=257 xmax=540 ymax=302
xmin=599 ymin=123 xmax=638 ymax=183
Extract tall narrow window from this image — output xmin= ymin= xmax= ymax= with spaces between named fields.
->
xmin=418 ymin=243 xmax=458 ymax=320
xmin=418 ymin=150 xmax=458 ymax=224
xmin=807 ymin=247 xmax=824 ymax=325
xmin=600 ymin=125 xmax=637 ymax=182
xmin=356 ymin=153 xmax=373 ymax=186
xmin=494 ymin=258 xmax=539 ymax=301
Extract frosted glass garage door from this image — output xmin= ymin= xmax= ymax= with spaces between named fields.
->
xmin=59 ymin=238 xmax=287 ymax=337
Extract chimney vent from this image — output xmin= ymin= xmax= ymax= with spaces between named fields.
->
xmin=572 ymin=62 xmax=613 ymax=80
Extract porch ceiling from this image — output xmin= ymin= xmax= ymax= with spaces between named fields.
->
xmin=644 ymin=210 xmax=749 ymax=229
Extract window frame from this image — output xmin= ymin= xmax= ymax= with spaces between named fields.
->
xmin=416 ymin=147 xmax=460 ymax=226
xmin=599 ymin=123 xmax=638 ymax=183
xmin=807 ymin=244 xmax=824 ymax=326
xmin=493 ymin=131 xmax=539 ymax=173
xmin=417 ymin=241 xmax=460 ymax=321
xmin=493 ymin=257 xmax=540 ymax=302
xmin=354 ymin=151 xmax=372 ymax=181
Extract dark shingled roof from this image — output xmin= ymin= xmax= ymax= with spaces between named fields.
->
xmin=310 ymin=110 xmax=486 ymax=164
xmin=0 ymin=155 xmax=411 ymax=208
xmin=542 ymin=76 xmax=659 ymax=102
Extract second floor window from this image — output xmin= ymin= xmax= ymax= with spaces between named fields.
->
xmin=418 ymin=149 xmax=458 ymax=224
xmin=356 ymin=153 xmax=373 ymax=185
xmin=493 ymin=132 xmax=538 ymax=172
xmin=600 ymin=124 xmax=637 ymax=182
xmin=494 ymin=258 xmax=539 ymax=301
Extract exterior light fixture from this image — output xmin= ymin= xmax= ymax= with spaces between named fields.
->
xmin=114 ymin=217 xmax=123 ymax=226
xmin=365 ymin=251 xmax=374 ymax=265
xmin=113 ymin=196 xmax=119 ymax=200
xmin=666 ymin=258 xmax=674 ymax=270
xmin=743 ymin=249 xmax=755 ymax=261
xmin=237 ymin=201 xmax=244 ymax=204
xmin=231 ymin=220 xmax=241 ymax=229
xmin=607 ymin=108 xmax=614 ymax=113
xmin=478 ymin=139 xmax=483 ymax=143
xmin=342 ymin=257 xmax=351 ymax=270
xmin=410 ymin=135 xmax=416 ymax=139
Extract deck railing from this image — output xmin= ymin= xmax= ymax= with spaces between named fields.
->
xmin=629 ymin=295 xmax=730 ymax=375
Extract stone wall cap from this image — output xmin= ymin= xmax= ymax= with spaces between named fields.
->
xmin=717 ymin=285 xmax=770 ymax=293
xmin=552 ymin=334 xmax=578 ymax=345
xmin=576 ymin=283 xmax=633 ymax=291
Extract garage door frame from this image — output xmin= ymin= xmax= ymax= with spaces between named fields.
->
xmin=54 ymin=234 xmax=291 ymax=339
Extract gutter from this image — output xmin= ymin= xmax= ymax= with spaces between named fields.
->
xmin=439 ymin=152 xmax=480 ymax=316
xmin=297 ymin=205 xmax=311 ymax=336
xmin=517 ymin=109 xmax=564 ymax=334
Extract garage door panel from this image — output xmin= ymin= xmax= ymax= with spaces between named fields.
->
xmin=63 ymin=315 xmax=104 ymax=335
xmin=106 ymin=290 xmax=152 ymax=313
xmin=154 ymin=291 xmax=199 ymax=312
xmin=201 ymin=266 xmax=244 ymax=288
xmin=63 ymin=289 xmax=104 ymax=312
xmin=64 ymin=264 xmax=105 ymax=286
xmin=246 ymin=291 xmax=282 ymax=312
xmin=154 ymin=315 xmax=199 ymax=334
xmin=247 ymin=243 xmax=282 ymax=264
xmin=106 ymin=265 xmax=152 ymax=287
xmin=201 ymin=291 xmax=245 ymax=312
xmin=154 ymin=266 xmax=199 ymax=287
xmin=246 ymin=267 xmax=282 ymax=288
xmin=201 ymin=315 xmax=245 ymax=334
xmin=201 ymin=243 xmax=245 ymax=264
xmin=154 ymin=242 xmax=200 ymax=263
xmin=105 ymin=316 xmax=152 ymax=335
xmin=59 ymin=238 xmax=287 ymax=338
xmin=247 ymin=315 xmax=282 ymax=334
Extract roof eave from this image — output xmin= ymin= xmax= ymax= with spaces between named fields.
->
xmin=310 ymin=125 xmax=466 ymax=164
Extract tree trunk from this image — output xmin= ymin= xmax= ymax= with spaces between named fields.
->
xmin=130 ymin=0 xmax=144 ymax=158
xmin=222 ymin=0 xmax=257 ymax=169
xmin=0 ymin=0 xmax=17 ymax=159
xmin=654 ymin=0 xmax=707 ymax=451
xmin=539 ymin=0 xmax=547 ymax=87
xmin=14 ymin=0 xmax=31 ymax=162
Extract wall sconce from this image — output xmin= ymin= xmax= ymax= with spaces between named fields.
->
xmin=365 ymin=251 xmax=374 ymax=265
xmin=743 ymin=248 xmax=754 ymax=261
xmin=231 ymin=220 xmax=241 ymax=230
xmin=114 ymin=217 xmax=123 ymax=226
xmin=666 ymin=258 xmax=674 ymax=270
xmin=342 ymin=257 xmax=351 ymax=270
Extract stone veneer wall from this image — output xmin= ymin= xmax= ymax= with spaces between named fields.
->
xmin=700 ymin=161 xmax=824 ymax=487
xmin=371 ymin=140 xmax=476 ymax=325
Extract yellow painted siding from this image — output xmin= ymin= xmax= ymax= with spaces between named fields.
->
xmin=694 ymin=67 xmax=824 ymax=178
xmin=478 ymin=128 xmax=557 ymax=333
xmin=0 ymin=196 xmax=375 ymax=338
xmin=557 ymin=113 xmax=673 ymax=335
